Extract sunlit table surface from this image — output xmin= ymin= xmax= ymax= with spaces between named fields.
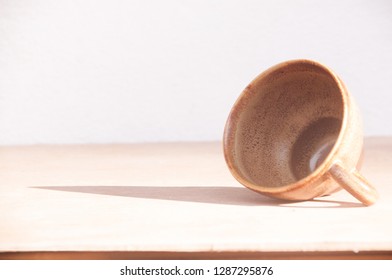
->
xmin=1 ymin=137 xmax=391 ymax=259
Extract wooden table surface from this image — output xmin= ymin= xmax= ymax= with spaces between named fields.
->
xmin=1 ymin=137 xmax=391 ymax=259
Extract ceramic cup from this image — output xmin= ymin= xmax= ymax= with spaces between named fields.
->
xmin=223 ymin=59 xmax=378 ymax=206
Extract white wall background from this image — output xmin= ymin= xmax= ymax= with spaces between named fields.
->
xmin=0 ymin=0 xmax=391 ymax=145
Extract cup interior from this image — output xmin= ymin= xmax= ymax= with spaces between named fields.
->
xmin=226 ymin=61 xmax=344 ymax=188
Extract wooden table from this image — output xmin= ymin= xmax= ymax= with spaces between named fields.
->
xmin=1 ymin=137 xmax=391 ymax=259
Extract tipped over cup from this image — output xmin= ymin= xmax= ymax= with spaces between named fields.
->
xmin=223 ymin=59 xmax=378 ymax=206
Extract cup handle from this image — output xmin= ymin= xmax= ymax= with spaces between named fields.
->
xmin=329 ymin=163 xmax=378 ymax=206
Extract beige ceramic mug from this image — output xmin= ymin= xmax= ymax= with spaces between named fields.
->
xmin=223 ymin=59 xmax=378 ymax=206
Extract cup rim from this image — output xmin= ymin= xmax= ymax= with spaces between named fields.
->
xmin=223 ymin=59 xmax=349 ymax=194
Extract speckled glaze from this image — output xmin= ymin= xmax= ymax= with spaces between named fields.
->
xmin=223 ymin=59 xmax=378 ymax=206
